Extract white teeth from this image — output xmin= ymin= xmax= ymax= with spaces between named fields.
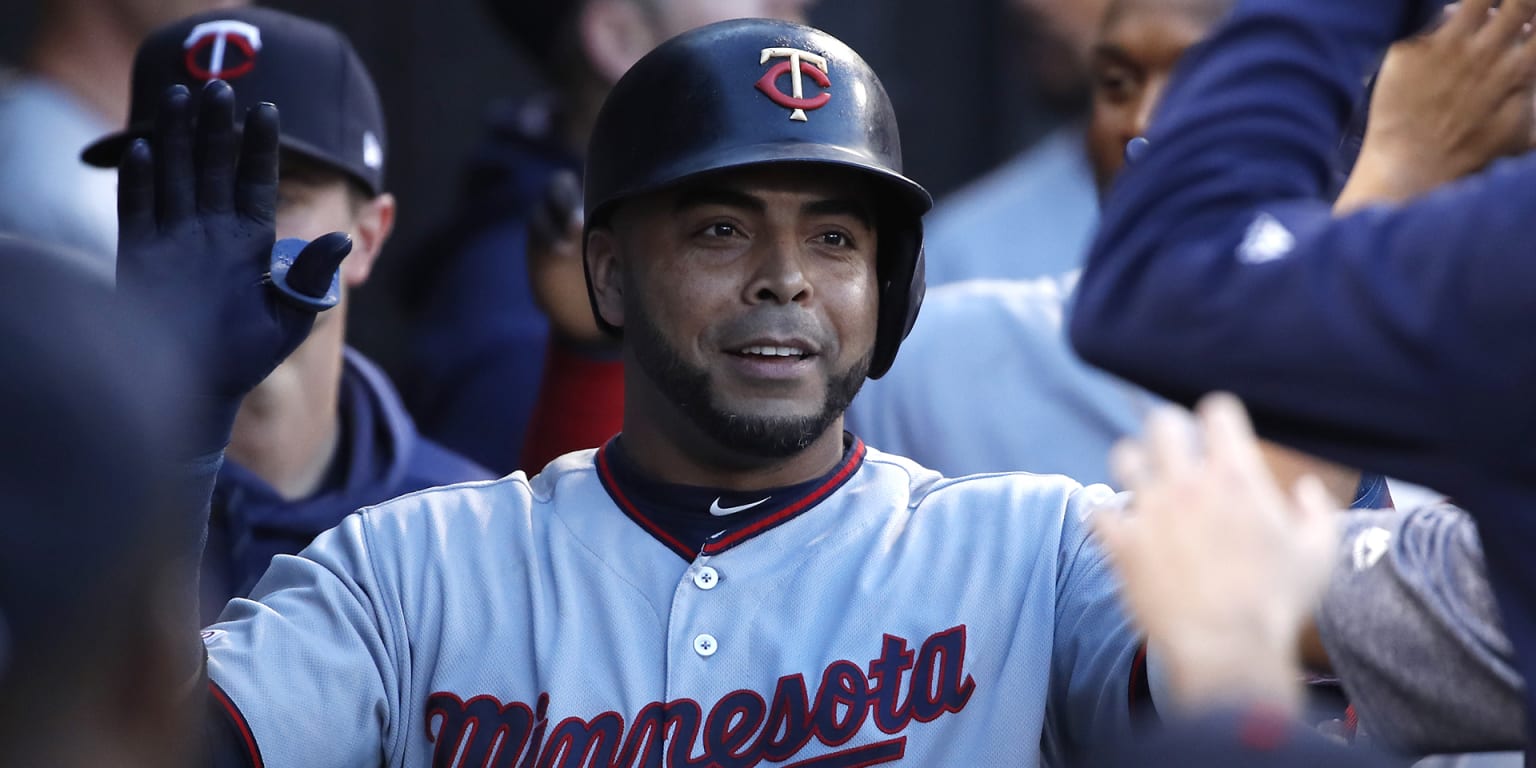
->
xmin=740 ymin=345 xmax=804 ymax=357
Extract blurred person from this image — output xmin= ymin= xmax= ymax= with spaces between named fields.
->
xmin=920 ymin=0 xmax=1110 ymax=285
xmin=0 ymin=0 xmax=243 ymax=261
xmin=851 ymin=0 xmax=1500 ymax=495
xmin=1071 ymin=0 xmax=1536 ymax=745
xmin=401 ymin=0 xmax=813 ymax=475
xmin=81 ymin=7 xmax=490 ymax=621
xmin=0 ymin=235 xmax=196 ymax=767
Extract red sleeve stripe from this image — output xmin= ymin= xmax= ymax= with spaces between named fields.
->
xmin=210 ymin=680 xmax=264 ymax=768
xmin=1128 ymin=642 xmax=1156 ymax=723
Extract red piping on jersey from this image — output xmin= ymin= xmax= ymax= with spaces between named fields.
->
xmin=596 ymin=439 xmax=699 ymax=560
xmin=211 ymin=680 xmax=264 ymax=768
xmin=702 ymin=439 xmax=867 ymax=555
xmin=1128 ymin=642 xmax=1155 ymax=720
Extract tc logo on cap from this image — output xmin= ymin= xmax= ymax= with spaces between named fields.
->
xmin=756 ymin=47 xmax=831 ymax=122
xmin=183 ymin=20 xmax=263 ymax=81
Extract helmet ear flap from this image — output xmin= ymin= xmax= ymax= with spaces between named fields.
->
xmin=868 ymin=219 xmax=924 ymax=380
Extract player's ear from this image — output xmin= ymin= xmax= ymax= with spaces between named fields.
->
xmin=341 ymin=192 xmax=395 ymax=288
xmin=586 ymin=227 xmax=625 ymax=329
xmin=579 ymin=0 xmax=658 ymax=85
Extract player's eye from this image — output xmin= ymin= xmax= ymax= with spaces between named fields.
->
xmin=700 ymin=222 xmax=740 ymax=239
xmin=1092 ymin=66 xmax=1139 ymax=104
xmin=816 ymin=231 xmax=853 ymax=248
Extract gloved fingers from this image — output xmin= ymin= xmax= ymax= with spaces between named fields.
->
xmin=235 ymin=102 xmax=281 ymax=227
xmin=286 ymin=231 xmax=352 ymax=300
xmin=117 ymin=139 xmax=157 ymax=245
xmin=153 ymin=85 xmax=195 ymax=228
xmin=195 ymin=80 xmax=239 ymax=216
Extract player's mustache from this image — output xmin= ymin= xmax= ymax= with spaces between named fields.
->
xmin=715 ymin=309 xmax=831 ymax=354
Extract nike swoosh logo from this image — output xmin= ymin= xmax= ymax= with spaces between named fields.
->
xmin=709 ymin=496 xmax=770 ymax=517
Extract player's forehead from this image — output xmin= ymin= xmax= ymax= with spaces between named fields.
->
xmin=1097 ymin=0 xmax=1229 ymax=59
xmin=618 ymin=164 xmax=878 ymax=224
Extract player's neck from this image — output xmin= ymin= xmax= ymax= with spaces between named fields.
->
xmin=619 ymin=374 xmax=848 ymax=490
xmin=227 ymin=349 xmax=346 ymax=502
xmin=28 ymin=6 xmax=138 ymax=124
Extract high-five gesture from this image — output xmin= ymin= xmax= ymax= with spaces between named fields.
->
xmin=1093 ymin=395 xmax=1340 ymax=717
xmin=115 ymin=80 xmax=352 ymax=425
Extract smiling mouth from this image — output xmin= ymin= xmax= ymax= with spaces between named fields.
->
xmin=733 ymin=345 xmax=814 ymax=361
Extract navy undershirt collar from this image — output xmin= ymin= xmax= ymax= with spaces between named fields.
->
xmin=596 ymin=433 xmax=866 ymax=561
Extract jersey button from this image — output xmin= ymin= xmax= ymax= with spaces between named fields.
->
xmin=693 ymin=633 xmax=718 ymax=657
xmin=693 ymin=566 xmax=720 ymax=590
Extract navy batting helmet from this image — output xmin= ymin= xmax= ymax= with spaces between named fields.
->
xmin=582 ymin=18 xmax=932 ymax=379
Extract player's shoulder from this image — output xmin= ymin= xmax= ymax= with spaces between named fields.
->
xmin=859 ymin=445 xmax=1118 ymax=515
xmin=348 ymin=448 xmax=602 ymax=544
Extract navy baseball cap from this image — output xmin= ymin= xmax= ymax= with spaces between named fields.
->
xmin=82 ymin=6 xmax=386 ymax=195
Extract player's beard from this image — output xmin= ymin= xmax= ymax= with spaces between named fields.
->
xmin=627 ymin=310 xmax=870 ymax=460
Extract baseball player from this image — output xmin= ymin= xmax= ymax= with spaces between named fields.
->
xmin=123 ymin=19 xmax=1152 ymax=767
xmin=83 ymin=7 xmax=492 ymax=620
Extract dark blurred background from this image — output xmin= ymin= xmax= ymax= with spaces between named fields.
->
xmin=0 ymin=0 xmax=1073 ymax=378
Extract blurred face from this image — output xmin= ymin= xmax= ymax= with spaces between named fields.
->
xmin=648 ymin=0 xmax=814 ymax=35
xmin=1012 ymin=0 xmax=1112 ymax=63
xmin=595 ymin=165 xmax=880 ymax=459
xmin=1086 ymin=0 xmax=1225 ymax=194
xmin=1008 ymin=0 xmax=1113 ymax=103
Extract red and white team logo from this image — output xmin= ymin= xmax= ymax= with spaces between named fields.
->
xmin=756 ymin=47 xmax=831 ymax=122
xmin=183 ymin=20 xmax=263 ymax=81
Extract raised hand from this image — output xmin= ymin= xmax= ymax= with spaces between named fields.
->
xmin=115 ymin=80 xmax=352 ymax=414
xmin=1338 ymin=0 xmax=1536 ymax=211
xmin=1092 ymin=395 xmax=1340 ymax=717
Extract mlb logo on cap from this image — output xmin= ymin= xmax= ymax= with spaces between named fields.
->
xmin=82 ymin=7 xmax=387 ymax=196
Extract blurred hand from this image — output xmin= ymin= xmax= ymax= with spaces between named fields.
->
xmin=115 ymin=80 xmax=351 ymax=404
xmin=1093 ymin=395 xmax=1340 ymax=717
xmin=527 ymin=169 xmax=610 ymax=348
xmin=1337 ymin=0 xmax=1536 ymax=211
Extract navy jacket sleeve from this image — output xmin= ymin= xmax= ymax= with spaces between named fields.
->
xmin=1069 ymin=0 xmax=1536 ymax=493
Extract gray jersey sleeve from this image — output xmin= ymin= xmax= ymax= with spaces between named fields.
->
xmin=1044 ymin=486 xmax=1143 ymax=762
xmin=1318 ymin=503 xmax=1524 ymax=753
xmin=204 ymin=510 xmax=402 ymax=767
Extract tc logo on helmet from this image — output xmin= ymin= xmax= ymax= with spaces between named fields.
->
xmin=183 ymin=20 xmax=263 ymax=81
xmin=756 ymin=47 xmax=831 ymax=122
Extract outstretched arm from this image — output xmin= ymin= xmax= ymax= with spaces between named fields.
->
xmin=113 ymin=79 xmax=350 ymax=762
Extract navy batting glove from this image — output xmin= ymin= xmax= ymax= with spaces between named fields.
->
xmin=116 ymin=80 xmax=351 ymax=455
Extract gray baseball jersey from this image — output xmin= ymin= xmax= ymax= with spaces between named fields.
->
xmin=204 ymin=440 xmax=1143 ymax=766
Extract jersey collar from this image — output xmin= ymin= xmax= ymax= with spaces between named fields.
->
xmin=595 ymin=434 xmax=867 ymax=561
